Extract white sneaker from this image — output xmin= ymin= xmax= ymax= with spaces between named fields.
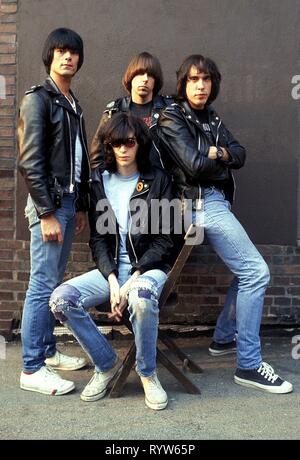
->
xmin=20 ymin=366 xmax=75 ymax=396
xmin=80 ymin=360 xmax=122 ymax=402
xmin=45 ymin=351 xmax=87 ymax=371
xmin=140 ymin=372 xmax=168 ymax=410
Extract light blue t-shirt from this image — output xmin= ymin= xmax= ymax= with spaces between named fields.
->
xmin=102 ymin=171 xmax=139 ymax=263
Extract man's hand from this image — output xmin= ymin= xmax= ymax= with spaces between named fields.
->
xmin=107 ymin=270 xmax=141 ymax=322
xmin=40 ymin=214 xmax=63 ymax=243
xmin=208 ymin=146 xmax=230 ymax=162
xmin=75 ymin=211 xmax=86 ymax=235
xmin=208 ymin=146 xmax=218 ymax=159
xmin=108 ymin=273 xmax=122 ymax=322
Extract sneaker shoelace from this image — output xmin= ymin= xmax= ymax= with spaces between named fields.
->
xmin=146 ymin=375 xmax=160 ymax=389
xmin=257 ymin=362 xmax=279 ymax=383
xmin=44 ymin=366 xmax=59 ymax=379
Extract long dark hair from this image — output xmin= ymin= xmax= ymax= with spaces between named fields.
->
xmin=122 ymin=52 xmax=163 ymax=97
xmin=42 ymin=28 xmax=84 ymax=74
xmin=101 ymin=113 xmax=152 ymax=174
xmin=176 ymin=54 xmax=221 ymax=105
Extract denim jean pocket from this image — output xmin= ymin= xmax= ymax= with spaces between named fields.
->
xmin=24 ymin=195 xmax=39 ymax=229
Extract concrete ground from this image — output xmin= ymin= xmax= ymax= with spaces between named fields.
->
xmin=0 ymin=332 xmax=299 ymax=440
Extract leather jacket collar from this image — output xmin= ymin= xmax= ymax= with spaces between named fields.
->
xmin=43 ymin=76 xmax=82 ymax=116
xmin=176 ymin=100 xmax=222 ymax=140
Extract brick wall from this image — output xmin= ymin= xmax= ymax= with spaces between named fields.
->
xmin=0 ymin=0 xmax=18 ymax=339
xmin=0 ymin=0 xmax=300 ymax=340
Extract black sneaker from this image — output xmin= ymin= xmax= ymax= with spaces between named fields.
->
xmin=208 ymin=340 xmax=237 ymax=356
xmin=234 ymin=362 xmax=293 ymax=394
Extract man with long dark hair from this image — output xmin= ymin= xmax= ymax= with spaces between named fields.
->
xmin=90 ymin=51 xmax=172 ymax=170
xmin=157 ymin=54 xmax=293 ymax=394
xmin=50 ymin=113 xmax=174 ymax=410
xmin=18 ymin=28 xmax=90 ymax=395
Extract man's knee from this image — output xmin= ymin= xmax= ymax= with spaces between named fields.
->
xmin=49 ymin=284 xmax=81 ymax=323
xmin=128 ymin=278 xmax=159 ymax=318
xmin=256 ymin=259 xmax=270 ymax=287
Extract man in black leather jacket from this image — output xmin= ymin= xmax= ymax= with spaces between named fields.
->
xmin=90 ymin=51 xmax=172 ymax=170
xmin=157 ymin=54 xmax=293 ymax=394
xmin=18 ymin=28 xmax=90 ymax=396
xmin=50 ymin=113 xmax=174 ymax=409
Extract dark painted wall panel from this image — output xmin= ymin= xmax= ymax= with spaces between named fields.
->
xmin=17 ymin=0 xmax=300 ymax=243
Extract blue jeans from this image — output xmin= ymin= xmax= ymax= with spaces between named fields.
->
xmin=21 ymin=194 xmax=76 ymax=372
xmin=196 ymin=187 xmax=270 ymax=370
xmin=49 ymin=262 xmax=167 ymax=377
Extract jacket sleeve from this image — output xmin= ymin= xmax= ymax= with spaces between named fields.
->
xmin=157 ymin=107 xmax=228 ymax=181
xmin=89 ymin=112 xmax=109 ymax=170
xmin=88 ymin=182 xmax=118 ymax=279
xmin=18 ymin=92 xmax=56 ymax=218
xmin=132 ymin=173 xmax=175 ymax=274
xmin=220 ymin=123 xmax=246 ymax=169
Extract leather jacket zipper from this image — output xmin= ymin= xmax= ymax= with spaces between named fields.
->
xmin=128 ymin=188 xmax=149 ymax=264
xmin=66 ymin=111 xmax=74 ymax=192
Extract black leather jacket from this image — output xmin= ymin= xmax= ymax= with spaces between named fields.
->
xmin=157 ymin=101 xmax=246 ymax=204
xmin=89 ymin=167 xmax=175 ymax=279
xmin=90 ymin=95 xmax=173 ymax=171
xmin=18 ymin=77 xmax=91 ymax=218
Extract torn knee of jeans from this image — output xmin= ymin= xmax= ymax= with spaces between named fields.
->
xmin=128 ymin=279 xmax=158 ymax=301
xmin=49 ymin=284 xmax=81 ymax=323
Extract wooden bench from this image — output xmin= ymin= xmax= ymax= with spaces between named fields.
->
xmin=107 ymin=224 xmax=204 ymax=397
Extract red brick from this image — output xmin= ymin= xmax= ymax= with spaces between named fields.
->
xmin=0 ymin=44 xmax=16 ymax=53
xmin=0 ymin=97 xmax=15 ymax=107
xmin=0 ymin=281 xmax=24 ymax=290
xmin=0 ymin=118 xmax=14 ymax=126
xmin=0 ymin=34 xmax=16 ymax=44
xmin=0 ymin=240 xmax=22 ymax=249
xmin=0 ymin=190 xmax=13 ymax=199
xmin=0 ymin=291 xmax=13 ymax=300
xmin=0 ymin=4 xmax=18 ymax=14
xmin=0 ymin=24 xmax=16 ymax=33
xmin=0 ymin=230 xmax=14 ymax=239
xmin=16 ymin=250 xmax=30 ymax=261
xmin=0 ymin=178 xmax=15 ymax=189
xmin=0 ymin=301 xmax=21 ymax=311
xmin=4 ymin=84 xmax=16 ymax=96
xmin=0 ymin=157 xmax=15 ymax=167
xmin=0 ymin=271 xmax=13 ymax=279
xmin=0 ymin=139 xmax=14 ymax=148
xmin=0 ymin=311 xmax=14 ymax=319
xmin=0 ymin=64 xmax=16 ymax=75
xmin=0 ymin=54 xmax=15 ymax=64
xmin=0 ymin=199 xmax=14 ymax=209
xmin=0 ymin=107 xmax=15 ymax=116
xmin=17 ymin=272 xmax=29 ymax=282
xmin=0 ymin=149 xmax=16 ymax=158
xmin=0 ymin=249 xmax=13 ymax=259
xmin=266 ymin=287 xmax=286 ymax=295
xmin=0 ymin=127 xmax=14 ymax=136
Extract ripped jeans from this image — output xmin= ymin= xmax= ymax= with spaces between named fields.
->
xmin=49 ymin=262 xmax=167 ymax=377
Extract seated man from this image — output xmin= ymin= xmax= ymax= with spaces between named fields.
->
xmin=50 ymin=113 xmax=175 ymax=410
